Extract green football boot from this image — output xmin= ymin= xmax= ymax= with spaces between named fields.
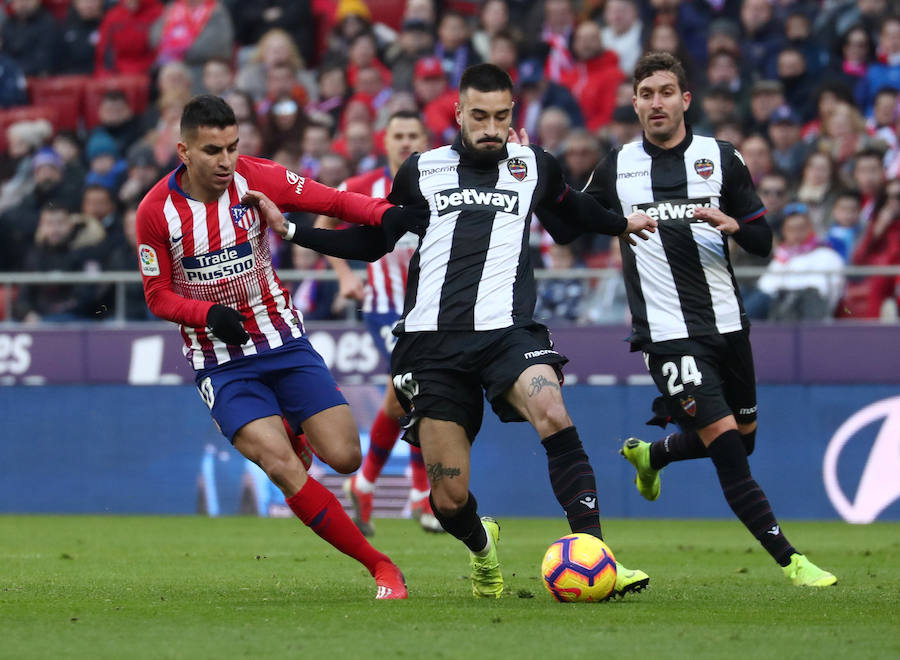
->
xmin=782 ymin=553 xmax=837 ymax=587
xmin=613 ymin=561 xmax=650 ymax=598
xmin=470 ymin=516 xmax=503 ymax=598
xmin=620 ymin=437 xmax=661 ymax=501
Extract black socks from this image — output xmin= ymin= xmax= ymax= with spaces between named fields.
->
xmin=707 ymin=429 xmax=795 ymax=566
xmin=541 ymin=426 xmax=603 ymax=540
xmin=429 ymin=490 xmax=487 ymax=553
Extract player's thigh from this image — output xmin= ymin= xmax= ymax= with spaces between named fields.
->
xmin=390 ymin=332 xmax=486 ymax=442
xmin=196 ymin=363 xmax=283 ymax=443
xmin=382 ymin=382 xmax=405 ymax=418
xmin=721 ymin=329 xmax=759 ymax=428
xmin=268 ymin=338 xmax=350 ymax=439
xmin=504 ymin=363 xmax=571 ymax=434
xmin=481 ymin=324 xmax=568 ymax=430
xmin=417 ymin=417 xmax=472 ymax=510
xmin=644 ymin=339 xmax=732 ymax=431
xmin=301 ymin=403 xmax=361 ymax=473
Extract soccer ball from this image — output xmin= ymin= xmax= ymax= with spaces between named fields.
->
xmin=541 ymin=533 xmax=617 ymax=602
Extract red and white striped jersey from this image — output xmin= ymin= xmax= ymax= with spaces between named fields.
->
xmin=341 ymin=166 xmax=417 ymax=315
xmin=136 ymin=155 xmax=392 ymax=370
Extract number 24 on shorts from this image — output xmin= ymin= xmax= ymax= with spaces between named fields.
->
xmin=644 ymin=354 xmax=703 ymax=395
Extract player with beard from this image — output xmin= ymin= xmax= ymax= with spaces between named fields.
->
xmin=247 ymin=63 xmax=657 ymax=599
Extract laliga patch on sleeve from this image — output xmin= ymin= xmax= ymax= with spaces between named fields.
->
xmin=139 ymin=244 xmax=160 ymax=276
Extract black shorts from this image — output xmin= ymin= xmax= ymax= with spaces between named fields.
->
xmin=390 ymin=323 xmax=568 ymax=443
xmin=643 ymin=329 xmax=757 ymax=430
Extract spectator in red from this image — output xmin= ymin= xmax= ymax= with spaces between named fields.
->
xmin=95 ymin=0 xmax=164 ymax=76
xmin=853 ymin=148 xmax=888 ymax=224
xmin=414 ymin=56 xmax=458 ymax=145
xmin=540 ymin=0 xmax=576 ymax=82
xmin=346 ymin=31 xmax=393 ymax=90
xmin=560 ymin=20 xmax=625 ymax=133
xmin=852 ymin=178 xmax=900 ymax=318
xmin=150 ymin=0 xmax=234 ymax=91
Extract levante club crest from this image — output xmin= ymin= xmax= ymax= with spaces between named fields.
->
xmin=680 ymin=395 xmax=697 ymax=417
xmin=507 ymin=158 xmax=527 ymax=181
xmin=694 ymin=158 xmax=714 ymax=179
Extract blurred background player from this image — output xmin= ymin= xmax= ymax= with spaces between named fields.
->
xmin=136 ymin=95 xmax=424 ymax=599
xmin=314 ymin=110 xmax=443 ymax=536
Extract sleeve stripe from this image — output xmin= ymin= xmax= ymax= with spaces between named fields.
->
xmin=740 ymin=207 xmax=766 ymax=222
xmin=556 ymin=184 xmax=570 ymax=204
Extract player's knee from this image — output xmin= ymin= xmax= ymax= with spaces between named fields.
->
xmin=532 ymin=401 xmax=572 ymax=435
xmin=429 ymin=483 xmax=468 ymax=516
xmin=326 ymin=441 xmax=363 ymax=474
xmin=741 ymin=429 xmax=756 ymax=456
xmin=256 ymin=449 xmax=302 ymax=488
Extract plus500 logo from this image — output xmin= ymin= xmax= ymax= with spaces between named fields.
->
xmin=181 ymin=243 xmax=255 ymax=282
xmin=434 ymin=187 xmax=519 ymax=215
xmin=0 ymin=334 xmax=32 ymax=375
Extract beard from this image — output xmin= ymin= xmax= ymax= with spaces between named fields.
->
xmin=460 ymin=126 xmax=507 ymax=165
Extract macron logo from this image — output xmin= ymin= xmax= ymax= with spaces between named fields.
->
xmin=434 ymin=187 xmax=519 ymax=216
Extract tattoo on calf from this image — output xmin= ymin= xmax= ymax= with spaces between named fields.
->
xmin=528 ymin=375 xmax=559 ymax=397
xmin=427 ymin=462 xmax=461 ymax=484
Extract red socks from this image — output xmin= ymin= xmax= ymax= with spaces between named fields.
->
xmin=409 ymin=445 xmax=429 ymax=493
xmin=360 ymin=409 xmax=402 ymax=483
xmin=286 ymin=477 xmax=389 ymax=574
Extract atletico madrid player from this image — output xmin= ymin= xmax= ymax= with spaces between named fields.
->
xmin=136 ymin=95 xmax=424 ymax=599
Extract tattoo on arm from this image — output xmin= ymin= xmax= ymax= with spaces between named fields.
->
xmin=528 ymin=375 xmax=560 ymax=397
xmin=427 ymin=462 xmax=461 ymax=484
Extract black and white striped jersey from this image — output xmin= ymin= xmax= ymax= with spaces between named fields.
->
xmin=387 ymin=136 xmax=564 ymax=333
xmin=585 ymin=127 xmax=766 ymax=346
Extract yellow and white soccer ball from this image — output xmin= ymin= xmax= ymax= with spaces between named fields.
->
xmin=541 ymin=533 xmax=617 ymax=602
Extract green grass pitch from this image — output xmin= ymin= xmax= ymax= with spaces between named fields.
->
xmin=1 ymin=516 xmax=897 ymax=659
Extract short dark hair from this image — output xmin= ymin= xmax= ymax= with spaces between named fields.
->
xmin=459 ymin=63 xmax=513 ymax=95
xmin=387 ymin=109 xmax=426 ymax=128
xmin=180 ymin=95 xmax=237 ymax=137
xmin=633 ymin=51 xmax=689 ymax=94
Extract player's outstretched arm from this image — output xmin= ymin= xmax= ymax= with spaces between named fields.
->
xmin=314 ymin=213 xmax=366 ymax=302
xmin=242 ymin=190 xmax=414 ymax=262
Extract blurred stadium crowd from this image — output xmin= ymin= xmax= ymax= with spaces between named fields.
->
xmin=0 ymin=0 xmax=898 ymax=325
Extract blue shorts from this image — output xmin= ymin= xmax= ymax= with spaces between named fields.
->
xmin=195 ymin=338 xmax=347 ymax=442
xmin=364 ymin=311 xmax=401 ymax=361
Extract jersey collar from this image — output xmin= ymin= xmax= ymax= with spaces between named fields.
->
xmin=168 ymin=163 xmax=198 ymax=201
xmin=642 ymin=124 xmax=694 ymax=158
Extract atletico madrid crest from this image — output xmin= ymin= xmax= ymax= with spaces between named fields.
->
xmin=680 ymin=395 xmax=697 ymax=417
xmin=507 ymin=158 xmax=528 ymax=181
xmin=230 ymin=204 xmax=253 ymax=231
xmin=694 ymin=158 xmax=714 ymax=179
